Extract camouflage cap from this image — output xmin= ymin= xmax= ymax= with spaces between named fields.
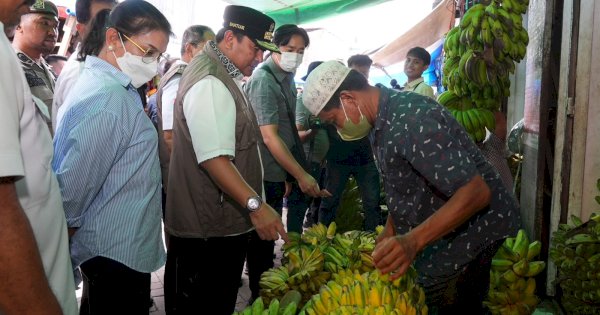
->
xmin=30 ymin=0 xmax=58 ymax=18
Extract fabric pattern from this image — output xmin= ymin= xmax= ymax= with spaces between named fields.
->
xmin=372 ymin=86 xmax=520 ymax=289
xmin=53 ymin=56 xmax=165 ymax=275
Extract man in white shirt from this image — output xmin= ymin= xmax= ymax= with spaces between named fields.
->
xmin=52 ymin=0 xmax=116 ymax=132
xmin=156 ymin=25 xmax=214 ymax=193
xmin=0 ymin=0 xmax=78 ymax=314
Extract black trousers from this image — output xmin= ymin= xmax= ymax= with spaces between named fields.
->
xmin=426 ymin=239 xmax=504 ymax=314
xmin=79 ymin=256 xmax=150 ymax=315
xmin=164 ymin=233 xmax=249 ymax=315
xmin=247 ymin=181 xmax=285 ymax=299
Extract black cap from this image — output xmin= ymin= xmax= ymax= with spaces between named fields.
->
xmin=223 ymin=5 xmax=279 ymax=53
xmin=30 ymin=0 xmax=58 ymax=18
xmin=302 ymin=61 xmax=323 ymax=81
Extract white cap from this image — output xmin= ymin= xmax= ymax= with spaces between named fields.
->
xmin=302 ymin=60 xmax=351 ymax=115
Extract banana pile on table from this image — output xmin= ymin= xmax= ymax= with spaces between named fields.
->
xmin=300 ymin=269 xmax=428 ymax=315
xmin=549 ymin=211 xmax=600 ymax=314
xmin=438 ymin=0 xmax=529 ymax=142
xmin=484 ymin=229 xmax=546 ymax=314
xmin=260 ymin=223 xmax=380 ymax=306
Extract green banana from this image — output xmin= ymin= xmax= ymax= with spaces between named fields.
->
xmin=251 ymin=297 xmax=264 ymax=315
xmin=512 ymin=229 xmax=530 ymax=260
xmin=527 ymin=241 xmax=542 ymax=260
xmin=491 ymin=259 xmax=514 ymax=271
xmin=524 ymin=261 xmax=546 ymax=277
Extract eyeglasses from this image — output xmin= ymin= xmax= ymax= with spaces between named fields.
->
xmin=121 ymin=33 xmax=163 ymax=64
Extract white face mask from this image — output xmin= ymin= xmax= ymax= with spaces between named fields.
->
xmin=113 ymin=34 xmax=158 ymax=88
xmin=279 ymin=52 xmax=303 ymax=73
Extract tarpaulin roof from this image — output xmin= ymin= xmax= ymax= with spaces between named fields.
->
xmin=369 ymin=0 xmax=455 ymax=67
xmin=224 ymin=0 xmax=391 ymax=25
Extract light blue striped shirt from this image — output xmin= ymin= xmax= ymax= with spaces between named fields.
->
xmin=53 ymin=56 xmax=165 ymax=273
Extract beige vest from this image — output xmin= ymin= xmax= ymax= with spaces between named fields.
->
xmin=156 ymin=62 xmax=186 ymax=191
xmin=165 ymin=43 xmax=262 ymax=238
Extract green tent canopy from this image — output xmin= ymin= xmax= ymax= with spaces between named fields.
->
xmin=224 ymin=0 xmax=391 ymax=25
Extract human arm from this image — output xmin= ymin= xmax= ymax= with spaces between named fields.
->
xmin=372 ymin=102 xmax=491 ymax=278
xmin=201 ymin=157 xmax=287 ymax=241
xmin=372 ymin=174 xmax=491 ymax=278
xmin=0 ymin=179 xmax=63 ymax=315
xmin=53 ymin=107 xmax=121 ymax=231
xmin=160 ymin=76 xmax=180 ymax=154
xmin=259 ymin=124 xmax=324 ymax=198
xmin=183 ymin=77 xmax=287 ymax=241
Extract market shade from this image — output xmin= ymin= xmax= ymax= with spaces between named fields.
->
xmin=369 ymin=0 xmax=455 ymax=67
xmin=224 ymin=0 xmax=390 ymax=25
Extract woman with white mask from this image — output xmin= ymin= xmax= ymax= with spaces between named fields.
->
xmin=52 ymin=1 xmax=171 ymax=314
xmin=244 ymin=24 xmax=331 ymax=302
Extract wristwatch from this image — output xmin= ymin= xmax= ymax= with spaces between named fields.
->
xmin=246 ymin=195 xmax=263 ymax=212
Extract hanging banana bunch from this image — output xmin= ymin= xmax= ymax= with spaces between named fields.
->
xmin=439 ymin=0 xmax=529 ymax=142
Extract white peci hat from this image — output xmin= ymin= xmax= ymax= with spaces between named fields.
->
xmin=302 ymin=60 xmax=351 ymax=115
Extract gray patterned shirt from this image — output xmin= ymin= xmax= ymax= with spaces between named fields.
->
xmin=371 ymin=86 xmax=520 ymax=289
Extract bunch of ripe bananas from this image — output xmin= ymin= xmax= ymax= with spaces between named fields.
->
xmin=484 ymin=229 xmax=546 ymax=314
xmin=549 ymin=211 xmax=600 ymax=314
xmin=262 ymin=223 xmax=381 ymax=306
xmin=234 ymin=291 xmax=301 ymax=315
xmin=439 ymin=0 xmax=529 ymax=142
xmin=299 ymin=269 xmax=427 ymax=315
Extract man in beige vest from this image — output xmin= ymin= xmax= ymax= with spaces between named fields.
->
xmin=163 ymin=5 xmax=287 ymax=315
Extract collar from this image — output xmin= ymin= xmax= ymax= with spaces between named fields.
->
xmin=405 ymin=77 xmax=425 ymax=89
xmin=374 ymin=85 xmax=393 ymax=132
xmin=206 ymin=40 xmax=243 ymax=80
xmin=14 ymin=48 xmax=44 ymax=68
xmin=264 ymin=56 xmax=290 ymax=83
xmin=85 ymin=55 xmax=132 ymax=88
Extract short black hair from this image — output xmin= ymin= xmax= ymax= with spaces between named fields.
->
xmin=347 ymin=54 xmax=372 ymax=67
xmin=45 ymin=54 xmax=68 ymax=63
xmin=321 ymin=69 xmax=370 ymax=112
xmin=180 ymin=25 xmax=214 ymax=55
xmin=273 ymin=24 xmax=309 ymax=48
xmin=75 ymin=0 xmax=117 ymax=24
xmin=406 ymin=47 xmax=431 ymax=65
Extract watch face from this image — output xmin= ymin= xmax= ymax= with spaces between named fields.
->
xmin=248 ymin=198 xmax=260 ymax=210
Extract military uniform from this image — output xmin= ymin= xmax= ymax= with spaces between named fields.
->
xmin=16 ymin=50 xmax=56 ymax=132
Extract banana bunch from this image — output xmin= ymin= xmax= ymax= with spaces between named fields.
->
xmin=262 ymin=222 xmax=382 ymax=308
xmin=299 ymin=269 xmax=427 ymax=315
xmin=549 ymin=213 xmax=600 ymax=314
xmin=441 ymin=0 xmax=530 ymax=141
xmin=234 ymin=291 xmax=301 ymax=315
xmin=484 ymin=229 xmax=546 ymax=314
xmin=437 ymin=90 xmax=496 ymax=142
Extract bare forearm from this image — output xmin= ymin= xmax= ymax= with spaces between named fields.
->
xmin=164 ymin=130 xmax=173 ymax=154
xmin=408 ymin=175 xmax=491 ymax=252
xmin=200 ymin=156 xmax=257 ymax=207
xmin=0 ymin=181 xmax=62 ymax=315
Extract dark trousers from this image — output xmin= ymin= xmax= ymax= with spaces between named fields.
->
xmin=319 ymin=160 xmax=383 ymax=231
xmin=79 ymin=256 xmax=150 ymax=315
xmin=247 ymin=181 xmax=284 ymax=299
xmin=286 ymin=162 xmax=324 ymax=233
xmin=303 ymin=163 xmax=327 ymax=227
xmin=426 ymin=240 xmax=504 ymax=314
xmin=164 ymin=233 xmax=249 ymax=315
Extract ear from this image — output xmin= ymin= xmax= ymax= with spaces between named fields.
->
xmin=105 ymin=27 xmax=120 ymax=50
xmin=75 ymin=22 xmax=84 ymax=35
